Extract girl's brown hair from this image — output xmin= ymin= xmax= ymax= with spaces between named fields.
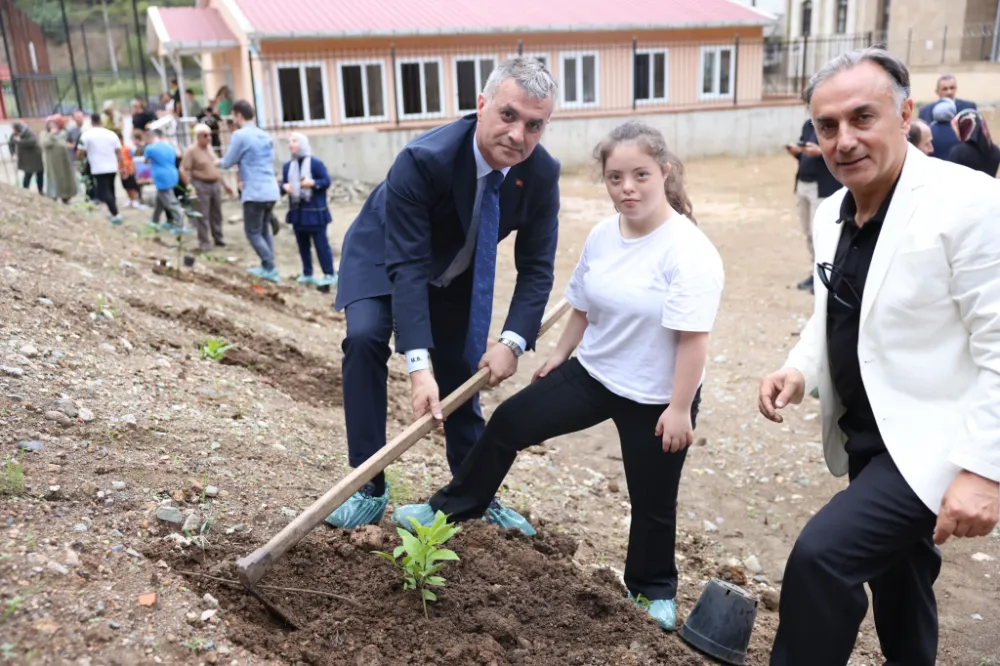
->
xmin=593 ymin=120 xmax=695 ymax=223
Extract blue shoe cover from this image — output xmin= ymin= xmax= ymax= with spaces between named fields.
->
xmin=483 ymin=499 xmax=536 ymax=536
xmin=324 ymin=484 xmax=389 ymax=529
xmin=630 ymin=593 xmax=677 ymax=631
xmin=391 ymin=503 xmax=437 ymax=533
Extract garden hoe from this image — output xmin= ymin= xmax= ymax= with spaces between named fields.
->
xmin=234 ymin=298 xmax=573 ymax=628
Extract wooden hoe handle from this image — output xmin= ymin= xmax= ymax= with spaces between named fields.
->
xmin=236 ymin=298 xmax=572 ymax=587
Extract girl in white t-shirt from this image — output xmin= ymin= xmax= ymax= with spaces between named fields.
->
xmin=393 ymin=120 xmax=724 ymax=631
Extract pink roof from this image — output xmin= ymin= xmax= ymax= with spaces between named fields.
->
xmin=157 ymin=7 xmax=237 ymax=45
xmin=235 ymin=0 xmax=771 ymax=38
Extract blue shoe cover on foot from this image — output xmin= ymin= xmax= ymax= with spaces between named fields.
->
xmin=391 ymin=503 xmax=436 ymax=533
xmin=483 ymin=499 xmax=536 ymax=536
xmin=630 ymin=593 xmax=677 ymax=631
xmin=324 ymin=484 xmax=389 ymax=529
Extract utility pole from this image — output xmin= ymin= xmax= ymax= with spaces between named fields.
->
xmin=57 ymin=0 xmax=83 ymax=111
xmin=991 ymin=0 xmax=1000 ymax=62
xmin=101 ymin=0 xmax=118 ymax=73
xmin=132 ymin=0 xmax=149 ymax=100
xmin=0 ymin=3 xmax=23 ymax=115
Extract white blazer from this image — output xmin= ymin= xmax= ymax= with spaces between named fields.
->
xmin=784 ymin=144 xmax=1000 ymax=513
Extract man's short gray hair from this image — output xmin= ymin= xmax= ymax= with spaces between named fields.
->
xmin=802 ymin=47 xmax=911 ymax=114
xmin=482 ymin=56 xmax=557 ymax=104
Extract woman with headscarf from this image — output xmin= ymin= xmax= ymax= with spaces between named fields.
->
xmin=928 ymin=98 xmax=959 ymax=161
xmin=8 ymin=122 xmax=44 ymax=193
xmin=281 ymin=133 xmax=337 ymax=289
xmin=40 ymin=116 xmax=77 ymax=203
xmin=948 ymin=109 xmax=1000 ymax=177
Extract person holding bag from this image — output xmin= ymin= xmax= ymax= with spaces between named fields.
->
xmin=281 ymin=133 xmax=337 ymax=289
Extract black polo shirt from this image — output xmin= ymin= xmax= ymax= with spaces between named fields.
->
xmin=825 ymin=177 xmax=900 ymax=457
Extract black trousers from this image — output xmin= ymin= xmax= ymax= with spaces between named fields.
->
xmin=22 ymin=170 xmax=43 ymax=193
xmin=341 ymin=292 xmax=484 ymax=475
xmin=430 ymin=358 xmax=700 ymax=600
xmin=770 ymin=451 xmax=940 ymax=666
xmin=92 ymin=173 xmax=118 ymax=216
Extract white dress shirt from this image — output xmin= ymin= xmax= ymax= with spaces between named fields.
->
xmin=406 ymin=139 xmax=525 ymax=373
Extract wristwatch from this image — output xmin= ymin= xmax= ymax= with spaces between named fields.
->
xmin=497 ymin=337 xmax=523 ymax=358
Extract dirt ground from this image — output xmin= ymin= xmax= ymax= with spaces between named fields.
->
xmin=1 ymin=152 xmax=998 ymax=666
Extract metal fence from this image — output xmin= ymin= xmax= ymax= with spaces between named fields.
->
xmin=4 ymin=21 xmax=999 ymax=123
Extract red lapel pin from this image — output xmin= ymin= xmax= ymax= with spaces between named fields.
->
xmin=516 ymin=178 xmax=523 ymax=187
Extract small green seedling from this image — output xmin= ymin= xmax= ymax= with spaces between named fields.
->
xmin=2 ymin=595 xmax=26 ymax=623
xmin=199 ymin=337 xmax=234 ymax=361
xmin=1 ymin=453 xmax=25 ymax=496
xmin=374 ymin=510 xmax=461 ymax=618
xmin=95 ymin=294 xmax=115 ymax=319
xmin=634 ymin=593 xmax=652 ymax=610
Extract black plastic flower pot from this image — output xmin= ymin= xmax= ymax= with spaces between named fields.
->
xmin=678 ymin=579 xmax=758 ymax=666
xmin=183 ymin=255 xmax=196 ymax=268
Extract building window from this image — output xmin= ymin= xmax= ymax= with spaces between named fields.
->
xmin=395 ymin=58 xmax=444 ymax=119
xmin=699 ymin=46 xmax=735 ymax=99
xmin=275 ymin=62 xmax=328 ymax=125
xmin=634 ymin=49 xmax=669 ymax=103
xmin=454 ymin=56 xmax=495 ymax=112
xmin=338 ymin=61 xmax=388 ymax=123
xmin=560 ymin=51 xmax=598 ymax=107
xmin=800 ymin=0 xmax=813 ymax=37
xmin=835 ymin=0 xmax=849 ymax=34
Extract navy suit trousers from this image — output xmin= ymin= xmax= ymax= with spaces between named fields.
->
xmin=341 ymin=292 xmax=484 ymax=475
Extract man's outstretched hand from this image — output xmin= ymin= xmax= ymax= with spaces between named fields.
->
xmin=758 ymin=368 xmax=806 ymax=423
xmin=934 ymin=470 xmax=1000 ymax=545
xmin=410 ymin=369 xmax=443 ymax=426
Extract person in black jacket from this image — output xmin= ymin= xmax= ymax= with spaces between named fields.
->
xmin=949 ymin=109 xmax=1000 ymax=178
xmin=786 ymin=118 xmax=842 ymax=293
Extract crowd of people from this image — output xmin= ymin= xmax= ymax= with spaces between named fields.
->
xmin=4 ymin=49 xmax=1000 ymax=666
xmin=5 ymin=83 xmax=336 ymax=285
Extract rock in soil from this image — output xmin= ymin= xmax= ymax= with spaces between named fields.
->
xmin=156 ymin=506 xmax=184 ymax=525
xmin=50 ymin=398 xmax=78 ymax=418
xmin=349 ymin=525 xmax=385 ymax=551
xmin=761 ymin=588 xmax=781 ymax=612
xmin=44 ymin=410 xmax=74 ymax=427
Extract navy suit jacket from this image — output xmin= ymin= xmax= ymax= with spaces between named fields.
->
xmin=334 ymin=114 xmax=561 ymax=354
xmin=918 ymin=98 xmax=977 ymax=124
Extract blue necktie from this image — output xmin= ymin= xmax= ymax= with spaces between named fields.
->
xmin=464 ymin=170 xmax=504 ymax=369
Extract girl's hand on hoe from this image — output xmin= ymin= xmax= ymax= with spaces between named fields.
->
xmin=531 ymin=351 xmax=567 ymax=383
xmin=656 ymin=404 xmax=693 ymax=454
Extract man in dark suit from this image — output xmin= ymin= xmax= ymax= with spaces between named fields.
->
xmin=917 ymin=74 xmax=977 ymax=124
xmin=786 ymin=116 xmax=842 ymax=293
xmin=327 ymin=57 xmax=561 ymax=529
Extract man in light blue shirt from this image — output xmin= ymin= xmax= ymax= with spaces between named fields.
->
xmin=144 ymin=129 xmax=185 ymax=232
xmin=220 ymin=100 xmax=281 ymax=283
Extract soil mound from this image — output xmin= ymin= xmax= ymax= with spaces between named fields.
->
xmin=155 ymin=522 xmax=769 ymax=666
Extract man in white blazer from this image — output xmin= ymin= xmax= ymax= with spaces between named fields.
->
xmin=758 ymin=47 xmax=1000 ymax=666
